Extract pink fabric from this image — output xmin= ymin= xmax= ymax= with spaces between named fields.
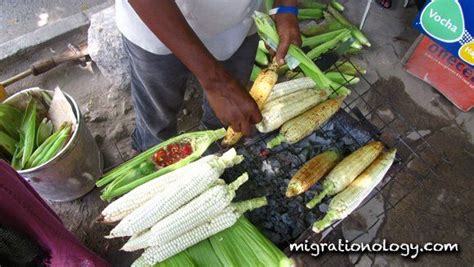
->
xmin=0 ymin=160 xmax=109 ymax=267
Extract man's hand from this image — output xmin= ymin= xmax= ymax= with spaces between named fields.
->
xmin=273 ymin=1 xmax=302 ymax=65
xmin=200 ymin=67 xmax=262 ymax=136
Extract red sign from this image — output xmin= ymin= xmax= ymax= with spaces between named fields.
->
xmin=404 ymin=36 xmax=474 ymax=111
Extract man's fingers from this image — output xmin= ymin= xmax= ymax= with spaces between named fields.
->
xmin=240 ymin=121 xmax=254 ymax=136
xmin=276 ymin=38 xmax=290 ymax=65
xmin=250 ymin=109 xmax=262 ymax=124
xmin=231 ymin=121 xmax=241 ymax=133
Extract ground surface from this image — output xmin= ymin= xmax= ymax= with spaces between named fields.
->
xmin=1 ymin=0 xmax=473 ymax=266
xmin=0 ymin=0 xmax=109 ymax=44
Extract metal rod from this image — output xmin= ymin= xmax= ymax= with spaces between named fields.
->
xmin=360 ymin=0 xmax=373 ymax=30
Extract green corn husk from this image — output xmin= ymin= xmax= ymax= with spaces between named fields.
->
xmin=26 ymin=125 xmax=65 ymax=168
xmin=302 ymin=29 xmax=347 ymax=48
xmin=306 ymin=29 xmax=351 ymax=60
xmin=298 ymin=0 xmax=326 ymax=9
xmin=330 ymin=0 xmax=345 ymax=12
xmin=33 ymin=124 xmax=71 ymax=167
xmin=263 ymin=0 xmax=274 ymax=14
xmin=258 ymin=40 xmax=269 ymax=54
xmin=328 ymin=61 xmax=367 ymax=75
xmin=0 ymin=131 xmax=17 ymax=156
xmin=184 ymin=240 xmax=223 ymax=267
xmin=254 ymin=11 xmax=332 ymax=89
xmin=250 ymin=64 xmax=262 ymax=82
xmin=19 ymin=99 xmax=38 ymax=169
xmin=255 ymin=48 xmax=269 ymax=66
xmin=36 ymin=118 xmax=53 ymax=147
xmin=0 ymin=103 xmax=23 ymax=140
xmin=99 ymin=128 xmax=226 ymax=201
xmin=327 ymin=6 xmax=371 ymax=47
xmin=155 ymin=217 xmax=291 ymax=267
xmin=301 ymin=12 xmax=345 ymax=36
xmin=298 ymin=8 xmax=324 ymax=20
xmin=326 ymin=72 xmax=360 ymax=85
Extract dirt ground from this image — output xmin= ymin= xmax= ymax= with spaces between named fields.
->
xmin=1 ymin=0 xmax=473 ymax=266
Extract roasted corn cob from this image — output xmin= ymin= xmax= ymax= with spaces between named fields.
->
xmin=313 ymin=149 xmax=396 ymax=232
xmin=306 ymin=141 xmax=384 ymax=208
xmin=267 ymin=96 xmax=345 ymax=148
xmin=286 ymin=149 xmax=342 ymax=198
xmin=222 ymin=63 xmax=278 ymax=146
xmin=266 ymin=77 xmax=315 ymax=102
xmin=257 ymin=86 xmax=344 ymax=133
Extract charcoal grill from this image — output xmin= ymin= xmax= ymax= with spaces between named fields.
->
xmin=200 ymin=58 xmax=444 ymax=251
xmin=113 ymin=57 xmax=446 ymax=260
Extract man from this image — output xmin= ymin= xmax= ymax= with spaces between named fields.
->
xmin=116 ymin=0 xmax=301 ymax=151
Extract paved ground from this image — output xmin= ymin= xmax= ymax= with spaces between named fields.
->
xmin=1 ymin=0 xmax=473 ymax=266
xmin=0 ymin=0 xmax=108 ymax=44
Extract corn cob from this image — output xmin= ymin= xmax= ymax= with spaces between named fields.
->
xmin=99 ymin=149 xmax=240 ymax=224
xmin=0 ymin=103 xmax=22 ymax=140
xmin=255 ymin=48 xmax=269 ymax=66
xmin=298 ymin=9 xmax=324 ymax=20
xmin=134 ymin=197 xmax=268 ymax=266
xmin=313 ymin=149 xmax=396 ymax=233
xmin=325 ymin=72 xmax=360 ymax=85
xmin=266 ymin=77 xmax=315 ymax=102
xmin=36 ymin=118 xmax=53 ymax=147
xmin=99 ymin=129 xmax=226 ymax=200
xmin=250 ymin=65 xmax=261 ymax=82
xmin=286 ymin=149 xmax=342 ymax=198
xmin=327 ymin=6 xmax=371 ymax=47
xmin=329 ymin=61 xmax=367 ymax=76
xmin=222 ymin=63 xmax=278 ymax=146
xmin=307 ymin=29 xmax=351 ymax=60
xmin=106 ymin=149 xmax=244 ymax=237
xmin=257 ymin=88 xmax=337 ymax=133
xmin=122 ymin=173 xmax=249 ymax=251
xmin=306 ymin=141 xmax=384 ymax=208
xmin=0 ymin=131 xmax=17 ymax=156
xmin=302 ymin=29 xmax=348 ymax=48
xmin=17 ymin=99 xmax=38 ymax=170
xmin=267 ymin=96 xmax=345 ymax=148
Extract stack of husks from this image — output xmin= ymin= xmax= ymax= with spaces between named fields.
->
xmin=0 ymin=91 xmax=74 ymax=170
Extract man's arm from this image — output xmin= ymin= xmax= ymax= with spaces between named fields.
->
xmin=128 ymin=0 xmax=261 ymax=135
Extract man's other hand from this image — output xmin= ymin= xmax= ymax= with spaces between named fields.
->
xmin=274 ymin=13 xmax=302 ymax=65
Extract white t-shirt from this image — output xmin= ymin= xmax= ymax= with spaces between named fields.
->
xmin=115 ymin=0 xmax=262 ymax=61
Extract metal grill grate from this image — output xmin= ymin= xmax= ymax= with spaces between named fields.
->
xmin=184 ymin=57 xmax=449 ymax=248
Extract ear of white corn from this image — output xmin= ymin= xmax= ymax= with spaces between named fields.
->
xmin=106 ymin=149 xmax=243 ymax=238
xmin=313 ymin=149 xmax=396 ymax=233
xmin=266 ymin=77 xmax=316 ymax=102
xmin=257 ymin=89 xmax=330 ymax=133
xmin=307 ymin=141 xmax=384 ymax=208
xmin=98 ymin=154 xmax=217 ymax=223
xmin=121 ymin=173 xmax=249 ymax=251
xmin=134 ymin=197 xmax=268 ymax=266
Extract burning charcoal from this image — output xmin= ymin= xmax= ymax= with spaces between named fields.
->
xmin=292 ymin=222 xmax=306 ymax=239
xmin=305 ymin=212 xmax=318 ymax=225
xmin=263 ymin=221 xmax=274 ymax=229
xmin=342 ymin=136 xmax=356 ymax=146
xmin=281 ymin=213 xmax=292 ymax=225
xmin=265 ymin=232 xmax=282 ymax=244
xmin=318 ymin=202 xmax=329 ymax=213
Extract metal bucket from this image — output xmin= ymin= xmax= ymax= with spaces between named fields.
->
xmin=4 ymin=88 xmax=102 ymax=202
